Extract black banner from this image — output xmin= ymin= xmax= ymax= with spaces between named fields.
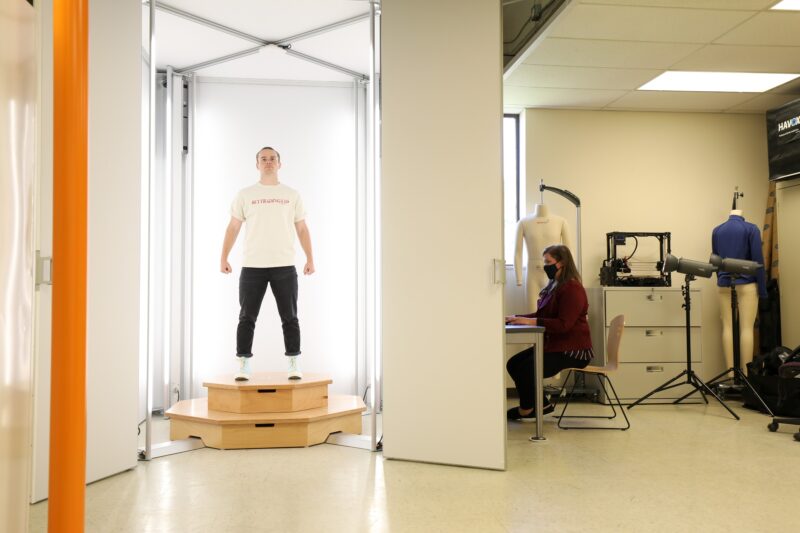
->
xmin=767 ymin=97 xmax=800 ymax=182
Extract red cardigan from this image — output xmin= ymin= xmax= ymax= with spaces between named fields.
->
xmin=522 ymin=279 xmax=592 ymax=352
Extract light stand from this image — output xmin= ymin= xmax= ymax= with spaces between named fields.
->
xmin=627 ymin=273 xmax=740 ymax=420
xmin=703 ymin=276 xmax=774 ymax=415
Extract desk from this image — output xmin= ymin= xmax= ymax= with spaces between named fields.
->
xmin=505 ymin=324 xmax=546 ymax=441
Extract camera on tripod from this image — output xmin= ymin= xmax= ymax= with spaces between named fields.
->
xmin=628 ymin=251 xmax=771 ymax=419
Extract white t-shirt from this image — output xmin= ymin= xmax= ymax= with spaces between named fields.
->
xmin=230 ymin=182 xmax=306 ymax=268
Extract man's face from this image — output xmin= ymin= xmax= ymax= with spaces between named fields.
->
xmin=256 ymin=149 xmax=281 ymax=172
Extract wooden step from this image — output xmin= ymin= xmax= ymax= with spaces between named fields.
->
xmin=166 ymin=395 xmax=365 ymax=449
xmin=203 ymin=372 xmax=333 ymax=414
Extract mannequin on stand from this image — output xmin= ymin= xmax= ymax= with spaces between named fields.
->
xmin=514 ymin=204 xmax=573 ymax=311
xmin=711 ymin=206 xmax=767 ymax=372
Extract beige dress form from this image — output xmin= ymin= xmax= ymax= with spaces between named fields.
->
xmin=514 ymin=204 xmax=573 ymax=311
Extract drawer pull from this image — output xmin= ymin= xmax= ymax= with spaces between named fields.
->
xmin=646 ymin=294 xmax=663 ymax=301
xmin=255 ymin=423 xmax=275 ymax=428
xmin=645 ymin=330 xmax=663 ymax=337
xmin=646 ymin=365 xmax=664 ymax=373
xmin=257 ymin=389 xmax=277 ymax=394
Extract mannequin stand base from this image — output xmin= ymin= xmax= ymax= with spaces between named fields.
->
xmin=627 ymin=369 xmax=740 ymax=420
xmin=706 ymin=367 xmax=774 ymax=417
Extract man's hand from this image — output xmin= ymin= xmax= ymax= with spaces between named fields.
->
xmin=303 ymin=261 xmax=315 ymax=275
xmin=221 ymin=260 xmax=232 ymax=274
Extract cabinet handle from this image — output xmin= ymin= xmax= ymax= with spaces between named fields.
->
xmin=646 ymin=366 xmax=664 ymax=373
xmin=645 ymin=330 xmax=662 ymax=337
xmin=646 ymin=294 xmax=662 ymax=301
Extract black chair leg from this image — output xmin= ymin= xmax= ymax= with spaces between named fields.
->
xmin=556 ymin=371 xmax=631 ymax=430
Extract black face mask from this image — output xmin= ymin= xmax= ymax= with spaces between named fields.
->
xmin=544 ymin=263 xmax=559 ymax=280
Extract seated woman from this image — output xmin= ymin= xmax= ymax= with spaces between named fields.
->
xmin=505 ymin=244 xmax=593 ymax=421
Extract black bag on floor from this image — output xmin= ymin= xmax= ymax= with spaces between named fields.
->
xmin=744 ymin=346 xmax=800 ymax=416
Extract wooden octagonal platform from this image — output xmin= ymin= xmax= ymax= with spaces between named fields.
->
xmin=167 ymin=371 xmax=365 ymax=449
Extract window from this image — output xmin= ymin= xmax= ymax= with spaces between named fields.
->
xmin=503 ymin=114 xmax=522 ymax=264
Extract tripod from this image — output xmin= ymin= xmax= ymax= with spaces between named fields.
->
xmin=704 ymin=278 xmax=773 ymax=415
xmin=628 ymin=274 xmax=740 ymax=420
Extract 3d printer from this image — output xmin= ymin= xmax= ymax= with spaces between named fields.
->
xmin=600 ymin=232 xmax=672 ymax=287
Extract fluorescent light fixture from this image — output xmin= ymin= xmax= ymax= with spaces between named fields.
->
xmin=639 ymin=71 xmax=799 ymax=93
xmin=771 ymin=0 xmax=800 ymax=10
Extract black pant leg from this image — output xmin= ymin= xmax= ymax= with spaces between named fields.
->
xmin=270 ymin=266 xmax=301 ymax=356
xmin=507 ymin=349 xmax=589 ymax=410
xmin=507 ymin=348 xmax=536 ymax=409
xmin=236 ymin=268 xmax=270 ymax=357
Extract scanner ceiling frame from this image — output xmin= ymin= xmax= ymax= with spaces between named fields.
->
xmin=147 ymin=1 xmax=370 ymax=81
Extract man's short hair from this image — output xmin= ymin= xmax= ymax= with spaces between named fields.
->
xmin=256 ymin=146 xmax=281 ymax=161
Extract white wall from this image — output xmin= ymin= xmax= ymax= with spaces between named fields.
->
xmin=382 ymin=0 xmax=507 ymax=470
xmin=525 ymin=109 xmax=770 ymax=375
xmin=776 ymin=180 xmax=800 ymax=347
xmin=193 ymin=79 xmax=360 ymax=395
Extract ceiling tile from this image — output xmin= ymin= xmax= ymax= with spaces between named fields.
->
xmin=524 ymin=38 xmax=703 ymax=69
xmin=549 ymin=4 xmax=755 ymax=43
xmin=607 ymin=90 xmax=757 ymax=111
xmin=578 ymin=0 xmax=775 ymax=9
xmin=504 ymin=86 xmax=627 ymax=108
xmin=671 ymin=44 xmax=800 ymax=73
xmin=715 ymin=12 xmax=800 ymax=46
xmin=726 ymin=93 xmax=800 ymax=113
xmin=769 ymin=76 xmax=800 ymax=94
xmin=506 ymin=64 xmax=661 ymax=90
xmin=196 ymin=46 xmax=354 ymax=82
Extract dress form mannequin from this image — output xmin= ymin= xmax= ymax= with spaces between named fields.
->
xmin=712 ymin=209 xmax=767 ymax=371
xmin=514 ymin=204 xmax=573 ymax=310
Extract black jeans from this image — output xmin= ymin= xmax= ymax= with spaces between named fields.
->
xmin=506 ymin=348 xmax=589 ymax=410
xmin=237 ymin=266 xmax=300 ymax=357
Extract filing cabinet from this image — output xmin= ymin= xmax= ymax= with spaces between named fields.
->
xmin=588 ymin=287 xmax=703 ymax=401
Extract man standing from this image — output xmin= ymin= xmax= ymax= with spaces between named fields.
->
xmin=221 ymin=147 xmax=314 ymax=381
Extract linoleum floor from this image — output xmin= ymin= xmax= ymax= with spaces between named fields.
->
xmin=28 ymin=402 xmax=799 ymax=532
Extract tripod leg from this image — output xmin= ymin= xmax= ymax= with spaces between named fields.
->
xmin=691 ymin=373 xmax=740 ymax=420
xmin=704 ymin=368 xmax=734 ymax=388
xmin=734 ymin=368 xmax=774 ymax=417
xmin=674 ymin=382 xmax=708 ymax=405
xmin=627 ymin=371 xmax=687 ymax=410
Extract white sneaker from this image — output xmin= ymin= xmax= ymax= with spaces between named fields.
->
xmin=234 ymin=356 xmax=251 ymax=381
xmin=287 ymin=355 xmax=302 ymax=380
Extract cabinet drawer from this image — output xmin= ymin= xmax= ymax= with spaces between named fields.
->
xmin=616 ymin=326 xmax=701 ymax=364
xmin=605 ymin=289 xmax=701 ymax=327
xmin=608 ymin=362 xmax=706 ymax=401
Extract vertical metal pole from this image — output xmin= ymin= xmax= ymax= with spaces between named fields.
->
xmin=354 ymin=79 xmax=360 ymax=397
xmin=163 ymin=66 xmax=173 ymax=411
xmin=368 ymin=0 xmax=382 ymax=452
xmin=188 ymin=74 xmax=196 ymax=400
xmin=145 ymin=0 xmax=156 ymax=461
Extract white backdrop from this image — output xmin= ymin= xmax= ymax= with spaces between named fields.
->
xmin=193 ymin=78 xmax=360 ymax=396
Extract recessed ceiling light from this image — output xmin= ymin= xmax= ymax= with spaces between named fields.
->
xmin=771 ymin=0 xmax=800 ymax=10
xmin=638 ymin=71 xmax=800 ymax=93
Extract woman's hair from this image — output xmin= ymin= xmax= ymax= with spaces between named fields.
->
xmin=542 ymin=244 xmax=581 ymax=285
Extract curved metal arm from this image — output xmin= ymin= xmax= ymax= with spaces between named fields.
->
xmin=539 ymin=181 xmax=582 ymax=274
xmin=539 ymin=183 xmax=581 ymax=207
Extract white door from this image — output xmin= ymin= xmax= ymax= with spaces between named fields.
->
xmin=1 ymin=0 xmax=37 ymax=526
xmin=381 ymin=0 xmax=507 ymax=470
